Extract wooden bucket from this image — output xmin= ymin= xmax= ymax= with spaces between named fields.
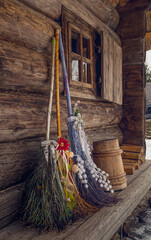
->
xmin=93 ymin=139 xmax=127 ymax=190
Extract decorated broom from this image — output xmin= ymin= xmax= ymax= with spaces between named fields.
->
xmin=55 ymin=30 xmax=97 ymax=217
xmin=22 ymin=37 xmax=71 ymax=230
xmin=59 ymin=30 xmax=117 ymax=207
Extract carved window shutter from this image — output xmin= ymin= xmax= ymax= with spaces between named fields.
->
xmin=102 ymin=31 xmax=123 ymax=105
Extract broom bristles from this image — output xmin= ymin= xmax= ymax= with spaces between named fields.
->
xmin=22 ymin=144 xmax=71 ymax=231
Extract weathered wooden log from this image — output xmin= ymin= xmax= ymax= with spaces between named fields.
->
xmin=0 ymin=138 xmax=42 ymax=190
xmin=117 ymin=0 xmax=151 ymax=13
xmin=61 ymin=3 xmax=121 ymax=45
xmin=20 ymin=0 xmax=120 ymax=31
xmin=85 ymin=125 xmax=123 ymax=145
xmin=0 ymin=184 xmax=21 ymax=229
xmin=0 ymin=0 xmax=59 ymax=52
xmin=0 ymin=0 xmax=121 ymax=51
xmin=0 ymin=40 xmax=52 ymax=93
xmin=75 ymin=0 xmax=120 ymax=30
xmin=0 ymin=124 xmax=122 ymax=190
xmin=117 ymin=10 xmax=145 ymax=40
xmin=0 ymin=91 xmax=122 ymax=141
xmin=123 ymin=38 xmax=145 ymax=65
xmin=123 ymin=64 xmax=145 ymax=89
xmin=123 ymin=163 xmax=135 ymax=175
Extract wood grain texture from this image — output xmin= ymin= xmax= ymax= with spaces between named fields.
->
xmin=102 ymin=31 xmax=122 ymax=104
xmin=123 ymin=64 xmax=145 ymax=89
xmin=64 ymin=161 xmax=151 ymax=240
xmin=0 ymin=91 xmax=122 ymax=141
xmin=0 ymin=125 xmax=122 ymax=228
xmin=0 ymin=40 xmax=51 ymax=93
xmin=117 ymin=1 xmax=147 ymax=146
xmin=61 ymin=2 xmax=121 ymax=45
xmin=123 ymin=38 xmax=145 ymax=65
xmin=76 ymin=0 xmax=120 ymax=30
xmin=146 ymin=32 xmax=151 ymax=51
xmin=0 ymin=138 xmax=42 ymax=190
xmin=0 ymin=184 xmax=21 ymax=229
xmin=0 ymin=0 xmax=58 ymax=52
xmin=19 ymin=0 xmax=120 ymax=31
xmin=146 ymin=11 xmax=151 ymax=33
xmin=117 ymin=10 xmax=145 ymax=40
xmin=113 ymin=39 xmax=122 ymax=104
xmin=117 ymin=0 xmax=151 ymax=13
xmin=0 ymin=126 xmax=122 ymax=190
xmin=1 ymin=161 xmax=151 ymax=240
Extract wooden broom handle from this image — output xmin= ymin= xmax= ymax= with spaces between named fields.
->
xmin=55 ymin=29 xmax=61 ymax=138
xmin=46 ymin=37 xmax=56 ymax=140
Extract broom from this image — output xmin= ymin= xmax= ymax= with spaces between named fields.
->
xmin=59 ymin=30 xmax=117 ymax=207
xmin=55 ymin=29 xmax=98 ymax=217
xmin=22 ymin=37 xmax=71 ymax=231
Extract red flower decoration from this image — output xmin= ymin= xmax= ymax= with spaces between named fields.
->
xmin=57 ymin=138 xmax=70 ymax=151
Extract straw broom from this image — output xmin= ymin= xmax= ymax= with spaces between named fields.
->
xmin=59 ymin=30 xmax=118 ymax=208
xmin=22 ymin=37 xmax=70 ymax=231
xmin=55 ymin=30 xmax=97 ymax=218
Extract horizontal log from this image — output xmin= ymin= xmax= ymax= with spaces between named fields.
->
xmin=123 ymin=88 xmax=144 ymax=98
xmin=123 ymin=64 xmax=145 ymax=89
xmin=0 ymin=92 xmax=122 ymax=143
xmin=122 ymin=137 xmax=145 ymax=147
xmin=61 ymin=2 xmax=121 ymax=45
xmin=21 ymin=0 xmax=120 ymax=31
xmin=85 ymin=125 xmax=123 ymax=145
xmin=121 ymin=145 xmax=144 ymax=153
xmin=75 ymin=0 xmax=119 ymax=30
xmin=0 ymin=0 xmax=59 ymax=52
xmin=19 ymin=0 xmax=61 ymax=21
xmin=0 ymin=184 xmax=21 ymax=229
xmin=117 ymin=10 xmax=145 ymax=40
xmin=0 ymin=0 xmax=121 ymax=51
xmin=117 ymin=0 xmax=151 ymax=13
xmin=0 ymin=138 xmax=42 ymax=190
xmin=123 ymin=38 xmax=145 ymax=65
xmin=123 ymin=163 xmax=135 ymax=175
xmin=0 ymin=125 xmax=122 ymax=190
xmin=0 ymin=40 xmax=53 ymax=93
xmin=122 ymin=152 xmax=142 ymax=160
xmin=122 ymin=159 xmax=140 ymax=169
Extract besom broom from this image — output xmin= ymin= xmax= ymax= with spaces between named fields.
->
xmin=59 ymin=30 xmax=118 ymax=208
xmin=55 ymin=29 xmax=98 ymax=219
xmin=22 ymin=37 xmax=71 ymax=230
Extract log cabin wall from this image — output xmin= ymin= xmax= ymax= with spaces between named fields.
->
xmin=0 ymin=0 xmax=123 ymax=228
xmin=117 ymin=0 xmax=151 ymax=146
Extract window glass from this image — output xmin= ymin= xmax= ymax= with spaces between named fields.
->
xmin=71 ymin=30 xmax=80 ymax=54
xmin=72 ymin=59 xmax=80 ymax=81
xmin=83 ymin=62 xmax=91 ymax=83
xmin=83 ymin=37 xmax=90 ymax=58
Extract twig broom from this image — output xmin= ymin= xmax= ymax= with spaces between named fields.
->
xmin=22 ymin=37 xmax=70 ymax=230
xmin=59 ymin=30 xmax=118 ymax=208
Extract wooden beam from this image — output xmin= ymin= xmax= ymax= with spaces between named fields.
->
xmin=1 ymin=161 xmax=151 ymax=240
xmin=64 ymin=161 xmax=151 ymax=240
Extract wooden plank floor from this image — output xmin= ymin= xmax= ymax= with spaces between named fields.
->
xmin=1 ymin=161 xmax=151 ymax=240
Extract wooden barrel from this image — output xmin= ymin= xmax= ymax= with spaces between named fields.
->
xmin=93 ymin=139 xmax=127 ymax=191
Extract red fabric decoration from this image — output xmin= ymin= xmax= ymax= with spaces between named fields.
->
xmin=57 ymin=138 xmax=70 ymax=151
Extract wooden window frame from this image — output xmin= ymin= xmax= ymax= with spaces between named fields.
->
xmin=62 ymin=7 xmax=97 ymax=99
xmin=68 ymin=23 xmax=93 ymax=88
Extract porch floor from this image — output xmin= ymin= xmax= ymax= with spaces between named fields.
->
xmin=1 ymin=160 xmax=151 ymax=240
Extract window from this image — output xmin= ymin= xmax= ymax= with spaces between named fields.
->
xmin=69 ymin=24 xmax=93 ymax=87
xmin=62 ymin=7 xmax=97 ymax=99
xmin=62 ymin=7 xmax=122 ymax=104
